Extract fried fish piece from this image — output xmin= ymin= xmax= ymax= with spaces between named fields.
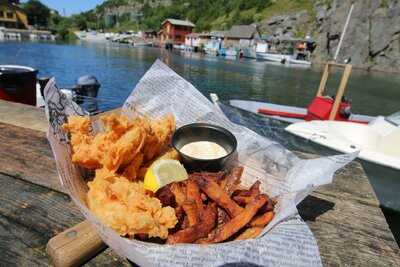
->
xmin=143 ymin=115 xmax=176 ymax=162
xmin=103 ymin=126 xmax=146 ymax=171
xmin=121 ymin=153 xmax=144 ymax=181
xmin=235 ymin=227 xmax=263 ymax=241
xmin=210 ymin=194 xmax=268 ymax=243
xmin=250 ymin=211 xmax=275 ymax=227
xmin=196 ymin=175 xmax=243 ymax=218
xmin=87 ymin=172 xmax=177 ymax=239
xmin=166 ymin=203 xmax=217 ymax=244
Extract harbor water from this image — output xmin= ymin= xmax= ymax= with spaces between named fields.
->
xmin=0 ymin=40 xmax=399 ymax=243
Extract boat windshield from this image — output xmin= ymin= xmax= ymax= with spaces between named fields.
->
xmin=386 ymin=111 xmax=400 ymax=126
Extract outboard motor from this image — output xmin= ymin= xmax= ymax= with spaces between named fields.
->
xmin=74 ymin=75 xmax=100 ymax=100
xmin=73 ymin=75 xmax=101 ymax=113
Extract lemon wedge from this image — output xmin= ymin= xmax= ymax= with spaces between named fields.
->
xmin=144 ymin=159 xmax=188 ymax=192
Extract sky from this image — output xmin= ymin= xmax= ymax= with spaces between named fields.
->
xmin=21 ymin=0 xmax=105 ymax=16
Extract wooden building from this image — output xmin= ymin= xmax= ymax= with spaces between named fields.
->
xmin=185 ymin=31 xmax=226 ymax=52
xmin=159 ymin=18 xmax=195 ymax=45
xmin=224 ymin=24 xmax=261 ymax=48
xmin=0 ymin=0 xmax=28 ymax=29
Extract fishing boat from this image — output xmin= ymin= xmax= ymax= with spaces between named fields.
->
xmin=255 ymin=38 xmax=312 ymax=66
xmin=285 ymin=113 xmax=400 ymax=170
xmin=225 ymin=47 xmax=238 ymax=57
xmin=204 ymin=36 xmax=224 ymax=56
xmin=256 ymin=52 xmax=292 ymax=63
xmin=241 ymin=46 xmax=257 ymax=59
xmin=287 ymin=57 xmax=312 ymax=66
xmin=229 ymin=62 xmax=374 ymax=124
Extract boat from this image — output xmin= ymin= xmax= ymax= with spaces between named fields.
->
xmin=285 ymin=113 xmax=400 ymax=170
xmin=204 ymin=37 xmax=223 ymax=56
xmin=225 ymin=48 xmax=238 ymax=57
xmin=287 ymin=57 xmax=311 ymax=66
xmin=255 ymin=40 xmax=311 ymax=66
xmin=241 ymin=46 xmax=257 ymax=59
xmin=256 ymin=52 xmax=292 ymax=63
xmin=173 ymin=44 xmax=185 ymax=50
xmin=229 ymin=62 xmax=374 ymax=124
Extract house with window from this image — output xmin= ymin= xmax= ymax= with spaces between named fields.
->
xmin=0 ymin=0 xmax=28 ymax=29
xmin=159 ymin=18 xmax=195 ymax=46
xmin=224 ymin=25 xmax=261 ymax=48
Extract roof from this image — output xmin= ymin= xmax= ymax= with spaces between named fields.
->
xmin=162 ymin=19 xmax=195 ymax=28
xmin=186 ymin=33 xmax=199 ymax=38
xmin=226 ymin=25 xmax=259 ymax=39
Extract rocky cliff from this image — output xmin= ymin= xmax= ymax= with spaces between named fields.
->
xmin=260 ymin=0 xmax=400 ymax=72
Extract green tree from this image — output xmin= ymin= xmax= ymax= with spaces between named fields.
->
xmin=23 ymin=0 xmax=51 ymax=28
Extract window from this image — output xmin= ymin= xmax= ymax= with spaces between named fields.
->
xmin=0 ymin=11 xmax=4 ymax=18
xmin=6 ymin=12 xmax=13 ymax=19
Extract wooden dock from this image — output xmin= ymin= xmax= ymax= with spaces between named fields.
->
xmin=0 ymin=99 xmax=399 ymax=266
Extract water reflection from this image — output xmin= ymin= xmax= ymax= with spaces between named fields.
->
xmin=0 ymin=40 xmax=399 ymax=116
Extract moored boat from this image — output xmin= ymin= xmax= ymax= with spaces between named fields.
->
xmin=229 ymin=62 xmax=374 ymax=124
xmin=285 ymin=113 xmax=400 ymax=170
xmin=225 ymin=48 xmax=238 ymax=57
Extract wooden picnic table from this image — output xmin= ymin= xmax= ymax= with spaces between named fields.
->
xmin=0 ymin=100 xmax=399 ymax=266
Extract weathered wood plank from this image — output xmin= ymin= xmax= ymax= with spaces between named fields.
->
xmin=0 ymin=100 xmax=48 ymax=132
xmin=0 ymin=172 xmax=129 ymax=266
xmin=300 ymin=157 xmax=400 ymax=266
xmin=0 ymin=122 xmax=62 ymax=193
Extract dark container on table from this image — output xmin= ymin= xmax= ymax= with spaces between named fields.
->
xmin=172 ymin=123 xmax=237 ymax=172
xmin=0 ymin=65 xmax=38 ymax=106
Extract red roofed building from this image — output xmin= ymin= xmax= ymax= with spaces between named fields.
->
xmin=159 ymin=18 xmax=195 ymax=46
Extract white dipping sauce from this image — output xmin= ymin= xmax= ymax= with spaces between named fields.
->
xmin=180 ymin=141 xmax=228 ymax=159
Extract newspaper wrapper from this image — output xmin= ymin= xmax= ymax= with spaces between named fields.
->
xmin=44 ymin=59 xmax=357 ymax=267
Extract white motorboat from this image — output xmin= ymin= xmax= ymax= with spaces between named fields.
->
xmin=286 ymin=113 xmax=400 ymax=170
xmin=225 ymin=48 xmax=238 ymax=57
xmin=256 ymin=52 xmax=292 ymax=63
xmin=287 ymin=57 xmax=311 ymax=66
xmin=241 ymin=47 xmax=256 ymax=59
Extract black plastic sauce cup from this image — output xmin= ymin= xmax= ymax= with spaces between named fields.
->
xmin=172 ymin=123 xmax=237 ymax=172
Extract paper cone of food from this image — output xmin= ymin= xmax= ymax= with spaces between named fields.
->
xmin=44 ymin=60 xmax=356 ymax=267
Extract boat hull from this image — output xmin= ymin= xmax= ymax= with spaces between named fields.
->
xmin=286 ymin=119 xmax=400 ymax=170
xmin=256 ymin=52 xmax=292 ymax=62
xmin=229 ymin=99 xmax=374 ymax=124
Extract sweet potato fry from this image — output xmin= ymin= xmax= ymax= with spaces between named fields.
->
xmin=232 ymin=189 xmax=251 ymax=198
xmin=257 ymin=196 xmax=274 ymax=214
xmin=166 ymin=203 xmax=217 ymax=244
xmin=233 ymin=181 xmax=261 ymax=206
xmin=235 ymin=227 xmax=263 ymax=240
xmin=186 ymin=179 xmax=203 ymax=210
xmin=196 ymin=175 xmax=243 ymax=217
xmin=233 ymin=195 xmax=254 ymax=206
xmin=217 ymin=207 xmax=230 ymax=227
xmin=182 ymin=200 xmax=199 ymax=226
xmin=155 ymin=185 xmax=175 ymax=207
xmin=250 ymin=211 xmax=275 ymax=227
xmin=170 ymin=182 xmax=186 ymax=206
xmin=249 ymin=181 xmax=261 ymax=195
xmin=224 ymin=166 xmax=244 ymax=195
xmin=211 ymin=194 xmax=268 ymax=243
